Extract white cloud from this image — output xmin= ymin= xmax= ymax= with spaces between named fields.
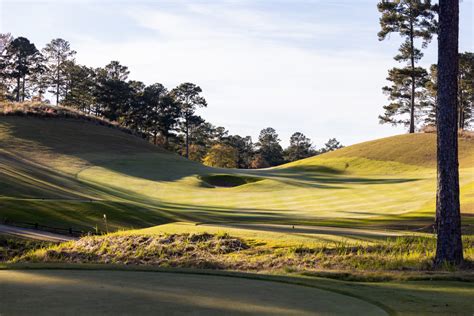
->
xmin=63 ymin=2 xmax=408 ymax=146
xmin=4 ymin=0 xmax=472 ymax=147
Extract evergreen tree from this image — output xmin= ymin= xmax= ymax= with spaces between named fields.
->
xmin=123 ymin=80 xmax=146 ymax=131
xmin=94 ymin=61 xmax=132 ymax=121
xmin=320 ymin=138 xmax=344 ymax=154
xmin=0 ymin=33 xmax=11 ymax=54
xmin=224 ymin=135 xmax=254 ymax=169
xmin=4 ymin=37 xmax=43 ymax=102
xmin=186 ymin=117 xmax=211 ymax=161
xmin=103 ymin=60 xmax=130 ymax=81
xmin=0 ymin=33 xmax=13 ymax=100
xmin=255 ymin=127 xmax=284 ymax=166
xmin=211 ymin=126 xmax=229 ymax=144
xmin=424 ymin=53 xmax=473 ymax=129
xmin=170 ymin=83 xmax=207 ymax=159
xmin=458 ymin=52 xmax=474 ymax=129
xmin=422 ymin=64 xmax=438 ymax=126
xmin=284 ymin=132 xmax=315 ymax=162
xmin=142 ymin=83 xmax=181 ymax=146
xmin=42 ymin=38 xmax=76 ymax=105
xmin=379 ymin=66 xmax=429 ymax=128
xmin=62 ymin=62 xmax=96 ymax=113
xmin=377 ymin=0 xmax=437 ymax=133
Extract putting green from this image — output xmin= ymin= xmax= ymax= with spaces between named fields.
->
xmin=0 ymin=270 xmax=387 ymax=315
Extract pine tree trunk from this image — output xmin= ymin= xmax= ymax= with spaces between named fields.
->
xmin=185 ymin=119 xmax=189 ymax=159
xmin=409 ymin=23 xmax=416 ymax=134
xmin=56 ymin=55 xmax=60 ymax=106
xmin=435 ymin=0 xmax=463 ymax=266
xmin=21 ymin=75 xmax=26 ymax=102
xmin=16 ymin=76 xmax=20 ymax=102
xmin=56 ymin=83 xmax=59 ymax=105
xmin=164 ymin=134 xmax=169 ymax=148
xmin=458 ymin=88 xmax=465 ymax=130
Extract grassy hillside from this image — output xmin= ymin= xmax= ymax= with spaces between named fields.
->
xmin=282 ymin=133 xmax=474 ymax=172
xmin=1 ymin=107 xmax=473 ymax=234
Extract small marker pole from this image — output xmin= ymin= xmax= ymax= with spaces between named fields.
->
xmin=103 ymin=214 xmax=109 ymax=234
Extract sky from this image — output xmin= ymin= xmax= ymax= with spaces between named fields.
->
xmin=1 ymin=0 xmax=473 ymax=147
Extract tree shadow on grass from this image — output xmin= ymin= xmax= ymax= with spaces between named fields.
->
xmin=4 ymin=118 xmax=422 ymax=189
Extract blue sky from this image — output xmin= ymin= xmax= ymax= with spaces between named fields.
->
xmin=1 ymin=0 xmax=473 ymax=147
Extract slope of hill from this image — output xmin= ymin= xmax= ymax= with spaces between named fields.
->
xmin=281 ymin=133 xmax=474 ymax=174
xmin=1 ymin=105 xmax=473 ymax=234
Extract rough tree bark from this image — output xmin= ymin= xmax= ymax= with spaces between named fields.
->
xmin=435 ymin=0 xmax=463 ymax=266
xmin=409 ymin=19 xmax=416 ymax=134
xmin=16 ymin=76 xmax=20 ymax=102
xmin=21 ymin=75 xmax=25 ymax=102
xmin=185 ymin=118 xmax=189 ymax=159
xmin=56 ymin=52 xmax=60 ymax=105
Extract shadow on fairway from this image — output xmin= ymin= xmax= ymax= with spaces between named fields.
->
xmin=0 ymin=270 xmax=388 ymax=316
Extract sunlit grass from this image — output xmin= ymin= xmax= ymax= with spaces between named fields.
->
xmin=13 ymin=229 xmax=473 ymax=274
xmin=1 ymin=112 xmax=473 ymax=235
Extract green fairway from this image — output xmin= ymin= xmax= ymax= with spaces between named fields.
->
xmin=1 ymin=115 xmax=473 ymax=233
xmin=0 ymin=270 xmax=387 ymax=316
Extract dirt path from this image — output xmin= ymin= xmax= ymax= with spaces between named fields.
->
xmin=0 ymin=270 xmax=388 ymax=315
xmin=0 ymin=224 xmax=77 ymax=242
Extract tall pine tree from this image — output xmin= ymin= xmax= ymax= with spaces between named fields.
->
xmin=435 ymin=0 xmax=463 ymax=266
xmin=380 ymin=66 xmax=429 ymax=127
xmin=423 ymin=53 xmax=473 ymax=130
xmin=377 ymin=0 xmax=437 ymax=133
xmin=458 ymin=52 xmax=474 ymax=130
xmin=170 ymin=83 xmax=207 ymax=159
xmin=42 ymin=38 xmax=76 ymax=105
xmin=4 ymin=37 xmax=43 ymax=102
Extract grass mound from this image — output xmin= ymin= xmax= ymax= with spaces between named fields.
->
xmin=282 ymin=133 xmax=474 ymax=171
xmin=17 ymin=233 xmax=249 ymax=268
xmin=0 ymin=102 xmax=140 ymax=137
xmin=200 ymin=174 xmax=263 ymax=187
xmin=15 ymin=233 xmax=474 ymax=275
xmin=0 ymin=235 xmax=53 ymax=262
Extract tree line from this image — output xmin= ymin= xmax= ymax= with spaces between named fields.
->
xmin=0 ymin=34 xmax=342 ymax=168
xmin=377 ymin=1 xmax=473 ymax=131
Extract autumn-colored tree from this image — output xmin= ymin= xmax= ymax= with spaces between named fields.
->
xmin=250 ymin=154 xmax=270 ymax=169
xmin=203 ymin=144 xmax=238 ymax=168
